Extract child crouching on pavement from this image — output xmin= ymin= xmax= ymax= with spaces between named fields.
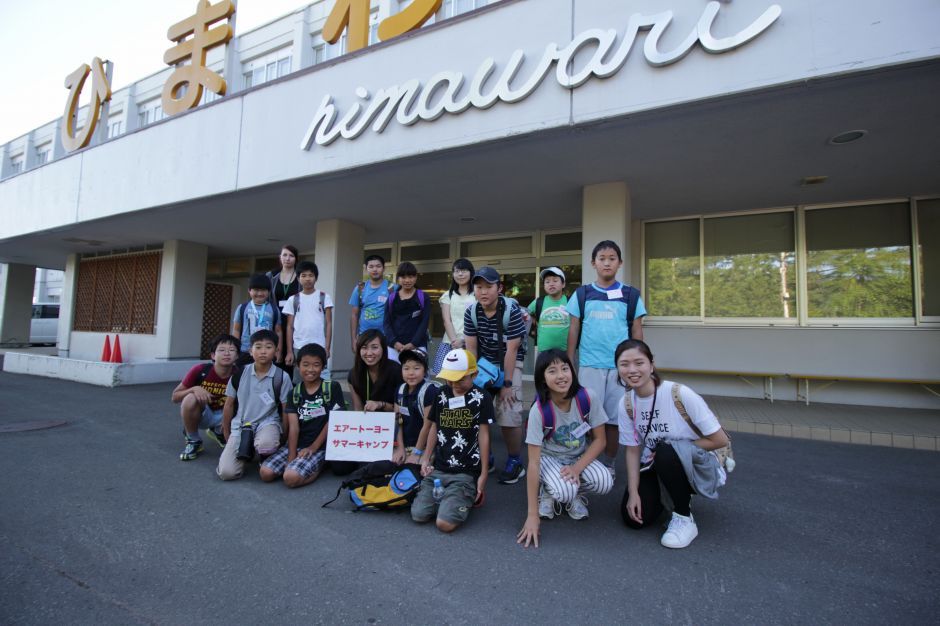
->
xmin=217 ymin=329 xmax=292 ymax=481
xmin=412 ymin=349 xmax=493 ymax=533
xmin=259 ymin=343 xmax=346 ymax=488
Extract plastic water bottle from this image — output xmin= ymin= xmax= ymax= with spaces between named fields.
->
xmin=432 ymin=478 xmax=444 ymax=502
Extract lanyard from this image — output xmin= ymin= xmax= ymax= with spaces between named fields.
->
xmin=366 ymin=371 xmax=371 ymax=402
xmin=280 ymin=271 xmax=295 ymax=298
xmin=249 ymin=302 xmax=265 ymax=327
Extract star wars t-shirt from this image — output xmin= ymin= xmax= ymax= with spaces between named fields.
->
xmin=430 ymin=384 xmax=494 ymax=475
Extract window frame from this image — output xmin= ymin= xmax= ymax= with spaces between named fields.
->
xmin=642 ymin=200 xmax=928 ymax=328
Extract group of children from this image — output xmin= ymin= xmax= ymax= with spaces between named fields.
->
xmin=171 ymin=240 xmax=730 ymax=549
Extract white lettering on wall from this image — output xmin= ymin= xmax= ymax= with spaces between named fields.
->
xmin=301 ymin=1 xmax=782 ymax=150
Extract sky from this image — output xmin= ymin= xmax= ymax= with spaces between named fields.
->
xmin=0 ymin=0 xmax=309 ymax=145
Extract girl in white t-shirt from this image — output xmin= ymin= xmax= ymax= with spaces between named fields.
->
xmin=434 ymin=258 xmax=477 ymax=373
xmin=616 ymin=339 xmax=729 ymax=549
xmin=517 ymin=349 xmax=613 ymax=548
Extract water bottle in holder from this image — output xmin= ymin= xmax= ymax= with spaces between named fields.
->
xmin=236 ymin=422 xmax=255 ymax=460
xmin=432 ymin=478 xmax=444 ymax=503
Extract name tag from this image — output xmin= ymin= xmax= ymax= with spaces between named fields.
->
xmin=260 ymin=391 xmax=274 ymax=405
xmin=448 ymin=396 xmax=466 ymax=409
xmin=399 ymin=406 xmax=410 ymax=416
xmin=278 ymin=300 xmax=288 ymax=308
xmin=377 ymin=296 xmax=387 ymax=304
xmin=606 ymin=288 xmax=623 ymax=300
xmin=572 ymin=421 xmax=592 ymax=438
xmin=309 ymin=406 xmax=327 ymax=417
xmin=411 ymin=310 xmax=422 ymax=318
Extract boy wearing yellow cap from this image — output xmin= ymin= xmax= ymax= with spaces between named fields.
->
xmin=411 ymin=349 xmax=494 ymax=533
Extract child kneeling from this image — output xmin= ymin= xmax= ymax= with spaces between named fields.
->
xmin=411 ymin=349 xmax=492 ymax=533
xmin=260 ymin=343 xmax=346 ymax=488
xmin=517 ymin=349 xmax=613 ymax=548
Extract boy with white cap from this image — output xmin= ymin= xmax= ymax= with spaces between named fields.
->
xmin=411 ymin=349 xmax=493 ymax=533
xmin=527 ymin=266 xmax=570 ymax=354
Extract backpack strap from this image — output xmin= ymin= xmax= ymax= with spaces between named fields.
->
xmin=575 ymin=285 xmax=588 ymax=348
xmin=574 ymin=386 xmax=591 ymax=422
xmin=396 ymin=382 xmax=407 ymax=407
xmin=195 ymin=362 xmax=213 ymax=385
xmin=625 ymin=285 xmax=640 ymax=334
xmin=357 ymin=281 xmax=365 ymax=308
xmin=417 ymin=381 xmax=432 ymax=410
xmin=671 ymin=382 xmax=704 ymax=438
xmin=292 ymin=381 xmax=304 ymax=407
xmin=530 ymin=295 xmax=546 ymax=340
xmin=623 ymin=389 xmax=634 ymax=421
xmin=322 ymin=379 xmax=332 ymax=405
xmin=538 ymin=396 xmax=557 ymax=441
xmin=417 ymin=289 xmax=426 ymax=311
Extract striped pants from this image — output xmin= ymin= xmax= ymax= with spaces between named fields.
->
xmin=540 ymin=454 xmax=614 ymax=504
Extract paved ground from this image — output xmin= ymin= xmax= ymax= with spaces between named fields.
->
xmin=1 ymin=369 xmax=938 ymax=625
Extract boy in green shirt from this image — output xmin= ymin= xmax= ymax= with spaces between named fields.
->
xmin=527 ymin=267 xmax=570 ymax=353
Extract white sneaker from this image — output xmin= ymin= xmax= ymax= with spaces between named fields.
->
xmin=538 ymin=486 xmax=560 ymax=519
xmin=566 ymin=494 xmax=589 ymax=520
xmin=661 ymin=512 xmax=698 ymax=548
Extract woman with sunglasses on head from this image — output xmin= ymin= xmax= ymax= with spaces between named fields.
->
xmin=616 ymin=339 xmax=730 ymax=549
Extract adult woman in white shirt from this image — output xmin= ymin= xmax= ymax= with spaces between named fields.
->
xmin=617 ymin=339 xmax=730 ymax=549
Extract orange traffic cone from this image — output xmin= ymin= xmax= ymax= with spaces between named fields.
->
xmin=110 ymin=334 xmax=123 ymax=363
xmin=101 ymin=335 xmax=112 ymax=362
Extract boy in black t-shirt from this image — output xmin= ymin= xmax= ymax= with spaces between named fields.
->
xmin=412 ymin=349 xmax=493 ymax=533
xmin=259 ymin=343 xmax=346 ymax=488
xmin=394 ymin=349 xmax=439 ymax=464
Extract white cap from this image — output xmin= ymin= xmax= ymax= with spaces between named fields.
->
xmin=437 ymin=349 xmax=478 ymax=382
xmin=539 ymin=266 xmax=565 ymax=282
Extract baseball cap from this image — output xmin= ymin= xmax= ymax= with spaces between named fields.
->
xmin=539 ymin=266 xmax=566 ymax=282
xmin=472 ymin=266 xmax=500 ymax=284
xmin=437 ymin=349 xmax=478 ymax=382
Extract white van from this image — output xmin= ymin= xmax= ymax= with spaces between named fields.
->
xmin=30 ymin=303 xmax=59 ymax=345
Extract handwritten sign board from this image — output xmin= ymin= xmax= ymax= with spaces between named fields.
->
xmin=325 ymin=411 xmax=395 ymax=463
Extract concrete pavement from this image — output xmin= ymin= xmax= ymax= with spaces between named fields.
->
xmin=0 ymin=369 xmax=937 ymax=624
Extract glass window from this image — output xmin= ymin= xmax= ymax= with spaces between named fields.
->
xmin=645 ymin=219 xmax=700 ymax=317
xmin=704 ymin=212 xmax=796 ymax=318
xmin=918 ymin=199 xmax=940 ymax=317
xmin=224 ymin=258 xmax=251 ymax=276
xmin=544 ymin=231 xmax=581 ymax=254
xmin=805 ymin=203 xmax=913 ymax=318
xmin=265 ymin=61 xmax=277 ymax=82
xmin=10 ymin=155 xmax=24 ymax=173
xmin=243 ymin=71 xmax=253 ymax=88
xmin=365 ymin=248 xmax=393 ymax=265
xmin=401 ymin=242 xmax=450 ymax=262
xmin=277 ymin=57 xmax=291 ymax=78
xmin=460 ymin=236 xmax=532 ymax=258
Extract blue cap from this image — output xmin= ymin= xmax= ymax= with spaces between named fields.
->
xmin=472 ymin=266 xmax=500 ymax=284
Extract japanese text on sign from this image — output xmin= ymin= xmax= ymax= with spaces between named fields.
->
xmin=325 ymin=411 xmax=395 ymax=463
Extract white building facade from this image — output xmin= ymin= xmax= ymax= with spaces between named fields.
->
xmin=0 ymin=0 xmax=937 ymax=406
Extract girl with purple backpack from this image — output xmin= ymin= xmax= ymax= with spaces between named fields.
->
xmin=517 ymin=349 xmax=613 ymax=548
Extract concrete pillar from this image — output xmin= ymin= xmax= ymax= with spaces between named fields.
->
xmin=581 ymin=182 xmax=633 ymax=286
xmin=293 ymin=7 xmax=315 ymax=71
xmin=156 ymin=240 xmax=208 ymax=359
xmin=315 ymin=219 xmax=365 ymax=372
xmin=0 ymin=262 xmax=37 ymax=347
xmin=57 ymin=254 xmax=79 ymax=357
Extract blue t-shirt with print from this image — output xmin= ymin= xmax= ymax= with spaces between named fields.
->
xmin=348 ymin=280 xmax=391 ymax=334
xmin=566 ymin=282 xmax=647 ymax=369
xmin=233 ymin=301 xmax=281 ymax=352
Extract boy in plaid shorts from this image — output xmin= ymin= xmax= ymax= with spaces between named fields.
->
xmin=259 ymin=343 xmax=346 ymax=488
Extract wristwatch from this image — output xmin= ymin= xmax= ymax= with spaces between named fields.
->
xmin=502 ymin=379 xmax=512 ymax=388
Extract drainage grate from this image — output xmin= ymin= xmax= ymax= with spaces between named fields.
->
xmin=0 ymin=420 xmax=68 ymax=433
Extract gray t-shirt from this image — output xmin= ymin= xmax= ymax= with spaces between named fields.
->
xmin=525 ymin=387 xmax=607 ymax=462
xmin=225 ymin=363 xmax=291 ymax=432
